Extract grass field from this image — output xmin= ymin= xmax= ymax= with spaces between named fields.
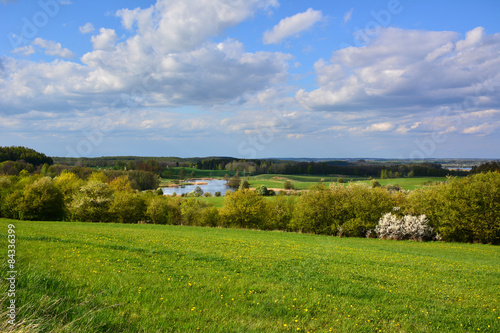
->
xmin=1 ymin=219 xmax=498 ymax=332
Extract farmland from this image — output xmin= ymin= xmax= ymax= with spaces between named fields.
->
xmin=1 ymin=219 xmax=499 ymax=332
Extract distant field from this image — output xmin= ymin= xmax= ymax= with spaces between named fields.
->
xmin=357 ymin=177 xmax=449 ymax=190
xmin=2 ymin=219 xmax=498 ymax=332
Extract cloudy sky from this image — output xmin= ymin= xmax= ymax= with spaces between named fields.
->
xmin=1 ymin=0 xmax=499 ymax=159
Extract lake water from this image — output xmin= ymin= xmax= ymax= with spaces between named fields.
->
xmin=162 ymin=179 xmax=234 ymax=196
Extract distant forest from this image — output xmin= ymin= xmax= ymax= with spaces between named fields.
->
xmin=53 ymin=155 xmax=471 ymax=178
xmin=1 ymin=146 xmax=496 ymax=179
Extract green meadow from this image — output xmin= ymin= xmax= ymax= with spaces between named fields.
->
xmin=1 ymin=219 xmax=499 ymax=332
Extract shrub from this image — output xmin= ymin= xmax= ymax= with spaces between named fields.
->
xmin=19 ymin=177 xmax=65 ymax=221
xmin=109 ymin=192 xmax=146 ymax=224
xmin=146 ymin=197 xmax=182 ymax=225
xmin=199 ymin=206 xmax=220 ymax=227
xmin=283 ymin=180 xmax=295 ymax=190
xmin=375 ymin=213 xmax=436 ymax=241
xmin=266 ymin=196 xmax=295 ymax=231
xmin=214 ymin=191 xmax=221 ymax=197
xmin=290 ymin=184 xmax=342 ymax=235
xmin=220 ymin=189 xmax=268 ymax=229
xmin=70 ymin=181 xmax=113 ymax=222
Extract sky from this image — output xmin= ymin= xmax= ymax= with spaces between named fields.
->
xmin=1 ymin=0 xmax=499 ymax=159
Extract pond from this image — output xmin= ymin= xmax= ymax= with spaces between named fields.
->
xmin=162 ymin=179 xmax=235 ymax=196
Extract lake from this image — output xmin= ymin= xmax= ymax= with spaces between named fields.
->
xmin=162 ymin=179 xmax=235 ymax=196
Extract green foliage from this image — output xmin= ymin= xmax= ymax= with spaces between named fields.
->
xmin=227 ymin=173 xmax=241 ymax=189
xmin=128 ymin=170 xmax=160 ymax=191
xmin=266 ymin=196 xmax=295 ymax=230
xmin=221 ymin=189 xmax=268 ymax=229
xmin=239 ymin=179 xmax=250 ymax=190
xmin=19 ymin=177 xmax=64 ymax=221
xmin=438 ymin=173 xmax=500 ymax=244
xmin=371 ymin=179 xmax=381 ymax=188
xmin=0 ymin=145 xmax=53 ymax=166
xmin=109 ymin=192 xmax=146 ymax=224
xmin=290 ymin=184 xmax=341 ymax=235
xmin=146 ymin=196 xmax=182 ymax=225
xmin=283 ymin=180 xmax=295 ymax=190
xmin=257 ymin=185 xmax=269 ymax=196
xmin=70 ymin=181 xmax=113 ymax=222
xmin=404 ymin=172 xmax=500 ymax=244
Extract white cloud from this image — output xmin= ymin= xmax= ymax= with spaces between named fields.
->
xmin=79 ymin=22 xmax=95 ymax=34
xmin=0 ymin=0 xmax=289 ymax=115
xmin=12 ymin=45 xmax=35 ymax=56
xmin=263 ymin=8 xmax=323 ymax=44
xmin=462 ymin=123 xmax=496 ymax=135
xmin=91 ymin=28 xmax=118 ymax=50
xmin=396 ymin=122 xmax=421 ymax=134
xmin=32 ymin=38 xmax=76 ymax=59
xmin=297 ymin=27 xmax=500 ymax=115
xmin=343 ymin=8 xmax=354 ymax=23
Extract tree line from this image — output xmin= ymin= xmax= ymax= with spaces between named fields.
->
xmin=1 ymin=169 xmax=498 ymax=244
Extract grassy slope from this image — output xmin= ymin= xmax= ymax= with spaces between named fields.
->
xmin=1 ymin=219 xmax=498 ymax=332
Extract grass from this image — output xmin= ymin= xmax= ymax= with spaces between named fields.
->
xmin=1 ymin=219 xmax=499 ymax=332
xmin=358 ymin=177 xmax=449 ymax=190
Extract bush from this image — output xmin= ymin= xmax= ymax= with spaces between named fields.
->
xmin=199 ymin=206 xmax=220 ymax=227
xmin=146 ymin=197 xmax=182 ymax=225
xmin=19 ymin=177 xmax=65 ymax=221
xmin=70 ymin=181 xmax=113 ymax=222
xmin=266 ymin=196 xmax=295 ymax=231
xmin=220 ymin=189 xmax=268 ymax=229
xmin=109 ymin=192 xmax=146 ymax=224
xmin=290 ymin=184 xmax=342 ymax=235
xmin=128 ymin=170 xmax=160 ymax=191
xmin=283 ymin=180 xmax=295 ymax=190
xmin=375 ymin=213 xmax=436 ymax=241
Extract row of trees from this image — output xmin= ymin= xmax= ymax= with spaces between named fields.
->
xmin=0 ymin=146 xmax=53 ymax=166
xmin=1 ymin=170 xmax=498 ymax=244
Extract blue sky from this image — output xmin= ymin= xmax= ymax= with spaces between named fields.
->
xmin=1 ymin=0 xmax=500 ymax=159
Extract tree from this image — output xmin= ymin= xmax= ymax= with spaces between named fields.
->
xmin=146 ymin=197 xmax=182 ymax=225
xmin=109 ymin=175 xmax=134 ymax=193
xmin=179 ymin=168 xmax=186 ymax=180
xmin=239 ymin=179 xmax=250 ymax=190
xmin=109 ymin=192 xmax=146 ymax=223
xmin=220 ymin=189 xmax=268 ymax=229
xmin=257 ymin=185 xmax=269 ymax=196
xmin=290 ymin=184 xmax=340 ymax=235
xmin=266 ymin=196 xmax=295 ymax=230
xmin=19 ymin=177 xmax=64 ymax=221
xmin=227 ymin=174 xmax=241 ymax=189
xmin=54 ymin=171 xmax=84 ymax=206
xmin=128 ymin=170 xmax=160 ymax=191
xmin=283 ymin=180 xmax=294 ymax=190
xmin=70 ymin=181 xmax=113 ymax=222
xmin=194 ymin=186 xmax=204 ymax=196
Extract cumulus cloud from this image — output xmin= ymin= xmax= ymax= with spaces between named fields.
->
xmin=263 ymin=8 xmax=323 ymax=44
xmin=296 ymin=27 xmax=500 ymax=114
xmin=79 ymin=22 xmax=95 ymax=34
xmin=32 ymin=38 xmax=76 ymax=59
xmin=0 ymin=0 xmax=289 ymax=115
xmin=12 ymin=45 xmax=35 ymax=56
xmin=91 ymin=28 xmax=118 ymax=50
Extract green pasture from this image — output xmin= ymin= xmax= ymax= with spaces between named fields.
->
xmin=1 ymin=219 xmax=498 ymax=332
